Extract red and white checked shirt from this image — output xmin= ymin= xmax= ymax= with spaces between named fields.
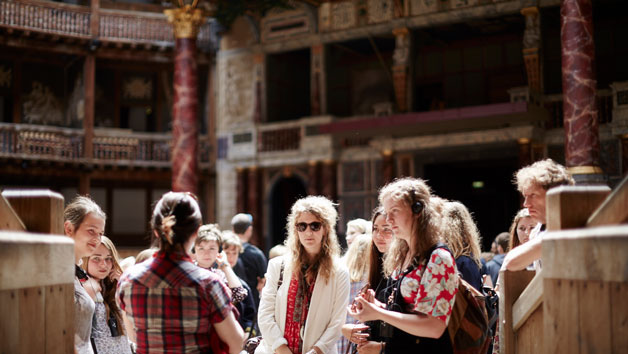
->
xmin=117 ymin=251 xmax=234 ymax=354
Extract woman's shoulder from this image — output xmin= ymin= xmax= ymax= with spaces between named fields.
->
xmin=429 ymin=246 xmax=456 ymax=267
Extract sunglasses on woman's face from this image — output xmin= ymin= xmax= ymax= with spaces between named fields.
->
xmin=296 ymin=221 xmax=323 ymax=232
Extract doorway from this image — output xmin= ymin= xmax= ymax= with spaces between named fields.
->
xmin=268 ymin=176 xmax=307 ymax=252
xmin=424 ymin=157 xmax=520 ymax=251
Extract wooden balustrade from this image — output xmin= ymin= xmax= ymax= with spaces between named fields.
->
xmin=498 ymin=178 xmax=628 ymax=354
xmin=0 ymin=0 xmax=90 ymax=37
xmin=544 ymin=90 xmax=613 ymax=129
xmin=0 ymin=123 xmax=212 ymax=168
xmin=0 ymin=0 xmax=211 ymax=47
xmin=258 ymin=127 xmax=301 ymax=152
xmin=0 ymin=190 xmax=73 ymax=354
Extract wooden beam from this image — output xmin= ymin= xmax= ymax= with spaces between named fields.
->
xmin=587 ymin=175 xmax=628 ymax=227
xmin=497 ymin=269 xmax=536 ymax=354
xmin=513 ymin=270 xmax=543 ymax=331
xmin=0 ymin=195 xmax=26 ymax=232
xmin=1 ymin=190 xmax=65 ymax=235
xmin=546 ymin=185 xmax=611 ymax=231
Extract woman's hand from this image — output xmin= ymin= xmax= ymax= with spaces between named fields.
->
xmin=357 ymin=341 xmax=383 ymax=354
xmin=342 ymin=323 xmax=370 ymax=345
xmin=348 ymin=295 xmax=381 ymax=323
xmin=215 ymin=252 xmax=230 ymax=270
xmin=275 ymin=344 xmax=293 ymax=354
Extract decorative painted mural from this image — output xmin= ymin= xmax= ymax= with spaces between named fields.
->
xmin=22 ymin=82 xmax=64 ymax=126
xmin=123 ymin=77 xmax=153 ymax=100
xmin=0 ymin=65 xmax=11 ymax=88
xmin=217 ymin=52 xmax=254 ymax=131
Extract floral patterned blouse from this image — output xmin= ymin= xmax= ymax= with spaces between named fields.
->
xmin=393 ymin=247 xmax=458 ymax=324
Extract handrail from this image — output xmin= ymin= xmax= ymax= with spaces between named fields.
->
xmin=0 ymin=0 xmax=211 ymax=47
xmin=587 ymin=174 xmax=628 ymax=227
xmin=0 ymin=123 xmax=211 ymax=167
xmin=512 ymin=271 xmax=543 ymax=332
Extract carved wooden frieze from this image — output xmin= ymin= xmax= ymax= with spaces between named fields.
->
xmin=368 ymin=0 xmax=394 ymax=24
xmin=409 ymin=0 xmax=439 ymax=16
xmin=22 ymin=82 xmax=64 ymax=126
xmin=0 ymin=64 xmax=11 ymax=88
xmin=217 ymin=53 xmax=254 ymax=131
xmin=261 ymin=8 xmax=311 ymax=43
xmin=122 ymin=77 xmax=153 ymax=101
xmin=319 ymin=1 xmax=357 ymax=32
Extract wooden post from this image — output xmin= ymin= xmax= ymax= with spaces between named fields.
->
xmin=0 ymin=194 xmax=26 ymax=231
xmin=545 ymin=185 xmax=610 ymax=231
xmin=1 ymin=190 xmax=64 ymax=235
xmin=84 ymin=55 xmax=95 ymax=160
xmin=0 ymin=232 xmax=74 ymax=354
xmin=497 ymin=269 xmax=536 ymax=354
xmin=12 ymin=60 xmax=21 ymax=123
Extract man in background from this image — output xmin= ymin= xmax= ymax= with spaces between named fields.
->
xmin=231 ymin=213 xmax=267 ymax=309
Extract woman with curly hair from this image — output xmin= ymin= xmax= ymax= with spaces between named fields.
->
xmin=349 ymin=178 xmax=458 ymax=353
xmin=256 ymin=196 xmax=350 ymax=354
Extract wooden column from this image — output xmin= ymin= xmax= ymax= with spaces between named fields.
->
xmin=307 ymin=160 xmax=319 ymax=196
xmin=79 ymin=173 xmax=90 ymax=196
xmin=247 ymin=167 xmax=262 ymax=248
xmin=12 ymin=61 xmax=21 ymax=123
xmin=311 ymin=43 xmax=325 ymax=116
xmin=322 ymin=160 xmax=337 ymax=201
xmin=83 ymin=55 xmax=95 ymax=160
xmin=236 ymin=167 xmax=247 ymax=214
xmin=620 ymin=135 xmax=628 ymax=177
xmin=522 ymin=7 xmax=541 ymax=94
xmin=392 ymin=27 xmax=410 ymax=112
xmin=561 ymin=0 xmax=603 ymax=183
xmin=253 ymin=53 xmax=264 ymax=123
xmin=382 ymin=150 xmax=395 ymax=184
xmin=165 ymin=5 xmax=206 ymax=194
xmin=518 ymin=138 xmax=533 ymax=168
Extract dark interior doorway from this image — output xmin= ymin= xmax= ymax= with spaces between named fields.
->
xmin=268 ymin=176 xmax=307 ymax=252
xmin=424 ymin=158 xmax=520 ymax=251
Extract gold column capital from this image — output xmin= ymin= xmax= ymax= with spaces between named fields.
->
xmin=392 ymin=27 xmax=409 ymax=37
xmin=521 ymin=6 xmax=539 ymax=17
xmin=164 ymin=6 xmax=206 ymax=39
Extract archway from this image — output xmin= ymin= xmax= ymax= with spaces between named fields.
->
xmin=268 ymin=175 xmax=307 ymax=251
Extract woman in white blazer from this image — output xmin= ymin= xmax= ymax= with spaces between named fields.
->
xmin=256 ymin=196 xmax=350 ymax=354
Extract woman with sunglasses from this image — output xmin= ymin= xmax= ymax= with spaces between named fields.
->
xmin=349 ymin=178 xmax=458 ymax=353
xmin=256 ymin=196 xmax=350 ymax=354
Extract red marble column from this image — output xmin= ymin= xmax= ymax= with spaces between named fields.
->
xmin=171 ymin=37 xmax=199 ymax=193
xmin=561 ymin=0 xmax=601 ymax=172
xmin=165 ymin=5 xmax=205 ymax=193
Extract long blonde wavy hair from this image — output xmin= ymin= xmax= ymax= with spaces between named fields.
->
xmin=285 ymin=196 xmax=341 ymax=284
xmin=379 ymin=178 xmax=441 ymax=275
xmin=440 ymin=201 xmax=482 ymax=267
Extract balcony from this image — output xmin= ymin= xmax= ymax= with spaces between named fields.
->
xmin=0 ymin=123 xmax=212 ymax=169
xmin=0 ymin=0 xmax=211 ymax=49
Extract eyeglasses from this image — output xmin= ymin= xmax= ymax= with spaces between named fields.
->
xmin=296 ymin=222 xmax=323 ymax=232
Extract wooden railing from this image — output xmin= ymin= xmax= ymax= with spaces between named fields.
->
xmin=0 ymin=0 xmax=211 ymax=47
xmin=498 ymin=179 xmax=628 ymax=354
xmin=258 ymin=126 xmax=301 ymax=152
xmin=0 ymin=0 xmax=90 ymax=38
xmin=544 ymin=89 xmax=613 ymax=129
xmin=0 ymin=123 xmax=212 ymax=168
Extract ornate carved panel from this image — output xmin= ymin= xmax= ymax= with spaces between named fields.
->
xmin=22 ymin=82 xmax=64 ymax=126
xmin=320 ymin=1 xmax=357 ymax=32
xmin=409 ymin=0 xmax=439 ymax=16
xmin=368 ymin=0 xmax=394 ymax=24
xmin=217 ymin=53 xmax=254 ymax=131
xmin=261 ymin=9 xmax=311 ymax=42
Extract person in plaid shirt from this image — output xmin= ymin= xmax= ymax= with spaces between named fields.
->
xmin=117 ymin=192 xmax=245 ymax=354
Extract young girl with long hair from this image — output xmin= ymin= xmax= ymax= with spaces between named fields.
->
xmin=64 ymin=196 xmax=106 ymax=354
xmin=349 ymin=178 xmax=458 ymax=353
xmin=256 ymin=196 xmax=350 ymax=354
xmin=82 ymin=236 xmax=133 ymax=354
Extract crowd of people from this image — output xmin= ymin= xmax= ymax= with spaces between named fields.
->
xmin=66 ymin=158 xmax=574 ymax=354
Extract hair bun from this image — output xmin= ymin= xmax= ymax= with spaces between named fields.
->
xmin=162 ymin=215 xmax=177 ymax=245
